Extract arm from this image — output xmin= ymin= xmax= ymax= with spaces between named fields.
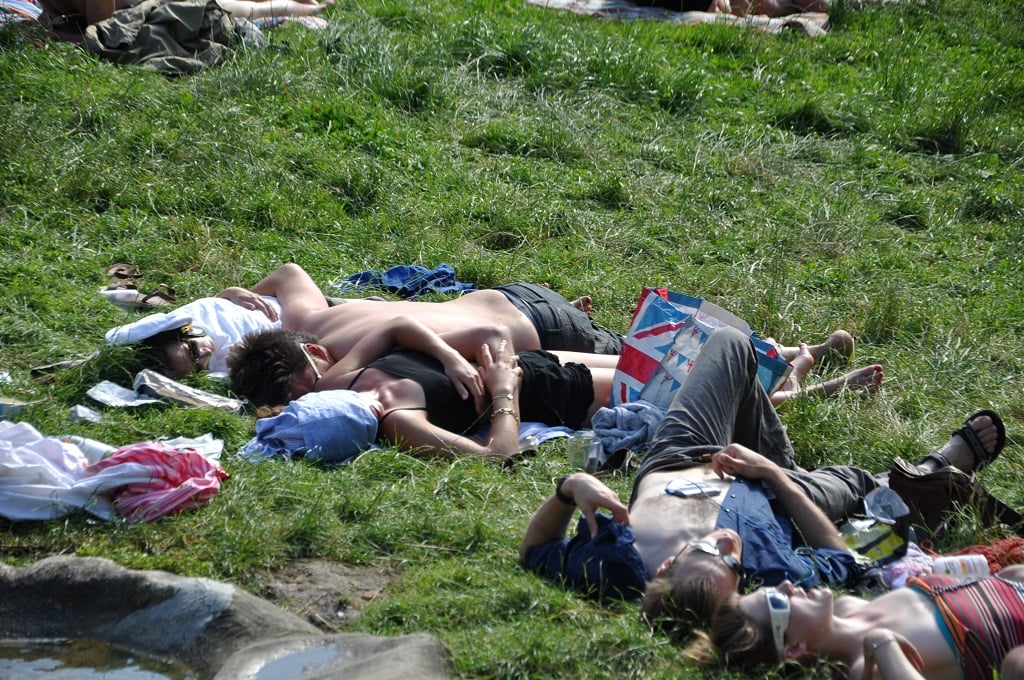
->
xmin=326 ymin=316 xmax=484 ymax=401
xmin=215 ymin=286 xmax=280 ymax=322
xmin=858 ymin=629 xmax=925 ymax=680
xmin=711 ymin=443 xmax=846 ymax=550
xmin=379 ymin=341 xmax=522 ymax=462
xmin=519 ymin=473 xmax=630 ymax=561
xmin=247 ymin=263 xmax=328 ymax=325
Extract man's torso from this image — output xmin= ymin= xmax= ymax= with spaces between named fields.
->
xmin=629 ymin=467 xmax=732 ymax=578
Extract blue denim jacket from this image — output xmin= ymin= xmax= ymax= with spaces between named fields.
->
xmin=522 ymin=476 xmax=864 ymax=601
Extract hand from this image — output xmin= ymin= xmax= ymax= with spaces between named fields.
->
xmin=216 ymin=287 xmax=279 ymax=321
xmin=711 ymin=443 xmax=780 ymax=482
xmin=441 ymin=353 xmax=485 ymax=404
xmin=476 ymin=341 xmax=522 ymax=399
xmin=561 ymin=473 xmax=630 ymax=538
xmin=861 ymin=629 xmax=923 ymax=679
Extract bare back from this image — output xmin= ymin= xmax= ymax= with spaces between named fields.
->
xmin=288 ymin=291 xmax=541 ymax=357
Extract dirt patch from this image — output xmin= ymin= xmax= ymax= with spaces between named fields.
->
xmin=260 ymin=559 xmax=395 ymax=633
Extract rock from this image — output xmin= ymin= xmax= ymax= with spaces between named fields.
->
xmin=0 ymin=556 xmax=449 ymax=680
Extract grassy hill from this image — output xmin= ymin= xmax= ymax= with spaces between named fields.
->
xmin=1 ymin=0 xmax=1022 ymax=675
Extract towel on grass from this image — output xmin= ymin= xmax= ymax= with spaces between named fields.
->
xmin=0 ymin=420 xmax=227 ymax=522
xmin=591 ymin=399 xmax=666 ymax=456
xmin=524 ymin=0 xmax=830 ymax=36
xmin=331 ymin=264 xmax=477 ymax=300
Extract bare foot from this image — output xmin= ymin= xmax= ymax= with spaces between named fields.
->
xmin=809 ymin=330 xmax=855 ymax=363
xmin=779 ymin=330 xmax=854 ymax=364
xmin=538 ymin=283 xmax=592 ymax=313
xmin=571 ymin=295 xmax=593 ymax=313
xmin=919 ymin=413 xmax=1001 ymax=474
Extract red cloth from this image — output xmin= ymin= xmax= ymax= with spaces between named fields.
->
xmin=956 ymin=536 xmax=1024 ymax=574
xmin=87 ymin=442 xmax=228 ymax=522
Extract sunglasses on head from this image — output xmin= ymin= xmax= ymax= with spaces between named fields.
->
xmin=687 ymin=539 xmax=743 ymax=577
xmin=764 ymin=587 xmax=791 ymax=661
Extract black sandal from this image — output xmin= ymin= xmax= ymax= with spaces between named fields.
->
xmin=952 ymin=409 xmax=1006 ymax=472
xmin=921 ymin=409 xmax=1006 ymax=473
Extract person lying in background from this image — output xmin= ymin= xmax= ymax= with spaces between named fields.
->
xmin=109 ymin=262 xmax=623 ymax=379
xmin=36 ymin=0 xmax=331 ymax=39
xmin=637 ymin=0 xmax=827 ymax=18
xmin=689 ymin=565 xmax=1024 ymax=680
xmin=231 ymin=324 xmax=616 ymax=463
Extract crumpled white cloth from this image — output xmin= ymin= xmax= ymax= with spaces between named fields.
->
xmin=590 ymin=399 xmax=666 ymax=455
xmin=0 ymin=420 xmax=225 ymax=522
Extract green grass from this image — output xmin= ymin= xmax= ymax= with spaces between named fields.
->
xmin=1 ymin=0 xmax=1023 ymax=675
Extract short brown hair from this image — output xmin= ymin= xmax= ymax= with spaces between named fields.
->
xmin=228 ymin=328 xmax=317 ymax=406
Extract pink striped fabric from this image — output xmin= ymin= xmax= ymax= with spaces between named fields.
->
xmin=87 ymin=442 xmax=229 ymax=522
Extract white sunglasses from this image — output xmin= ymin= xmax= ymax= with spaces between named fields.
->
xmin=764 ymin=587 xmax=790 ymax=661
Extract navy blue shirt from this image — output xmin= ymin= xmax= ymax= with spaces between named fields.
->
xmin=522 ymin=476 xmax=866 ymax=600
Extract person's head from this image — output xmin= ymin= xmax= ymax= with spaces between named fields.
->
xmin=228 ymin=328 xmax=321 ymax=406
xmin=140 ymin=325 xmax=216 ymax=378
xmin=687 ymin=581 xmax=835 ymax=671
xmin=641 ymin=529 xmax=743 ymax=641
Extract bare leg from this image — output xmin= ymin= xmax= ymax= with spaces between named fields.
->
xmin=551 ymin=350 xmax=619 ymax=370
xmin=779 ymin=330 xmax=854 ymax=364
xmin=582 ymin=367 xmax=615 ymax=426
xmin=770 ymin=364 xmax=882 ymax=407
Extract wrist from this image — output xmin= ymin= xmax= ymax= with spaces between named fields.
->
xmin=555 ymin=475 xmax=576 ymax=506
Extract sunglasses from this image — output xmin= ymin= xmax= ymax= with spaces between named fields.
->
xmin=185 ymin=338 xmax=203 ymax=368
xmin=297 ymin=342 xmax=322 ymax=388
xmin=687 ymin=540 xmax=743 ymax=578
xmin=764 ymin=588 xmax=791 ymax=661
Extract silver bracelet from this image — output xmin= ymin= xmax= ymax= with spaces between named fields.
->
xmin=492 ymin=393 xmax=515 ymax=401
xmin=868 ymin=637 xmax=898 ymax=654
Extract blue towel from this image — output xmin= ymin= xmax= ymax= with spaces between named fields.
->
xmin=590 ymin=400 xmax=666 ymax=456
xmin=240 ymin=391 xmax=379 ymax=465
xmin=337 ymin=264 xmax=476 ymax=299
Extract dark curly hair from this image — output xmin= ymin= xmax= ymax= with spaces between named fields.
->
xmin=227 ymin=328 xmax=318 ymax=406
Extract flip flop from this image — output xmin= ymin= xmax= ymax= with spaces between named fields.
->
xmin=100 ymin=284 xmax=177 ymax=312
xmin=921 ymin=409 xmax=1006 ymax=473
xmin=106 ymin=263 xmax=143 ymax=280
xmin=100 ymin=280 xmax=139 ymax=292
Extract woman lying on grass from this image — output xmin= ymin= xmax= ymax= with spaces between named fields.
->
xmin=688 ymin=565 xmax=1024 ymax=680
xmin=37 ymin=0 xmax=331 ymax=39
xmin=231 ymin=324 xmax=615 ymax=464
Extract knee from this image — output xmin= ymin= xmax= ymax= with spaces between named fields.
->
xmin=1002 ymin=647 xmax=1024 ymax=680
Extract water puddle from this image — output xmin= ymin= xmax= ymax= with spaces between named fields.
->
xmin=254 ymin=645 xmax=341 ymax=679
xmin=0 ymin=639 xmax=196 ymax=679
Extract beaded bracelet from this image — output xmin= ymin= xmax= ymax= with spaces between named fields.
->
xmin=492 ymin=407 xmax=519 ymax=424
